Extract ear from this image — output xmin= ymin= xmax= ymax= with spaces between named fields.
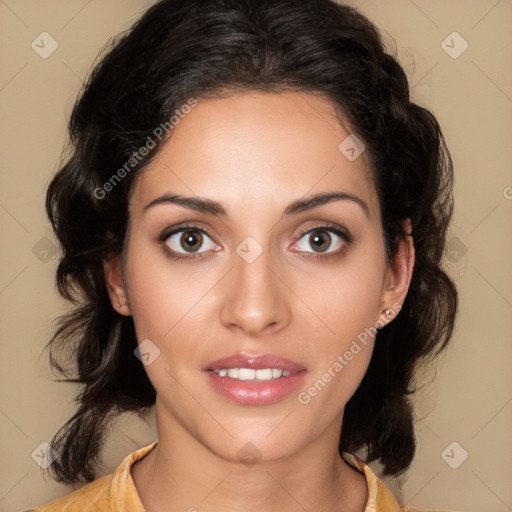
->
xmin=378 ymin=219 xmax=415 ymax=326
xmin=103 ymin=255 xmax=132 ymax=316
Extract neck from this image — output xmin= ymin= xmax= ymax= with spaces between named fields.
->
xmin=131 ymin=405 xmax=368 ymax=512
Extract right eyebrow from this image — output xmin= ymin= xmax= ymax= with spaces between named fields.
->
xmin=143 ymin=193 xmax=227 ymax=216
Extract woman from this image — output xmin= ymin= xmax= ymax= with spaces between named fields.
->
xmin=27 ymin=0 xmax=458 ymax=510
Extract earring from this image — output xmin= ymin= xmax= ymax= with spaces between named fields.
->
xmin=376 ymin=308 xmax=392 ymax=331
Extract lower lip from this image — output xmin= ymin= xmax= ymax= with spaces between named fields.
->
xmin=205 ymin=370 xmax=307 ymax=405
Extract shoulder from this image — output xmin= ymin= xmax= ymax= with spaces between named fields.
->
xmin=23 ymin=474 xmax=112 ymax=511
xmin=342 ymin=451 xmax=456 ymax=512
xmin=24 ymin=441 xmax=157 ymax=512
xmin=402 ymin=509 xmax=455 ymax=512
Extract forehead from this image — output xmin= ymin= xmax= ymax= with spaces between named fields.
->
xmin=130 ymin=91 xmax=379 ymax=219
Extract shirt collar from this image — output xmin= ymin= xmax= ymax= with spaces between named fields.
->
xmin=342 ymin=451 xmax=403 ymax=512
xmin=110 ymin=442 xmax=402 ymax=512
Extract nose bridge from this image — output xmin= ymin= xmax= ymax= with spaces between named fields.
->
xmin=219 ymin=238 xmax=290 ymax=335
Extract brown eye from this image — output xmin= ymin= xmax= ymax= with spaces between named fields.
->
xmin=308 ymin=230 xmax=331 ymax=253
xmin=164 ymin=228 xmax=217 ymax=255
xmin=292 ymin=226 xmax=349 ymax=256
xmin=180 ymin=230 xmax=203 ymax=252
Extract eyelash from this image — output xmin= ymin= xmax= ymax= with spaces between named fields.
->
xmin=158 ymin=222 xmax=352 ymax=262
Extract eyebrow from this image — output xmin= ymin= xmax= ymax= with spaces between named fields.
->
xmin=143 ymin=191 xmax=370 ymax=219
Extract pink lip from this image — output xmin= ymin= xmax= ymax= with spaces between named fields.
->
xmin=205 ymin=353 xmax=307 ymax=372
xmin=204 ymin=353 xmax=307 ymax=406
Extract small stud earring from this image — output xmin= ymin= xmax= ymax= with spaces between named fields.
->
xmin=382 ymin=308 xmax=392 ymax=316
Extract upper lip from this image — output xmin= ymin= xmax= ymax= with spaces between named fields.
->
xmin=205 ymin=353 xmax=307 ymax=373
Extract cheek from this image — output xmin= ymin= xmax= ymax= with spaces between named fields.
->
xmin=124 ymin=236 xmax=215 ymax=342
xmin=124 ymin=243 xmax=218 ymax=400
xmin=300 ymin=241 xmax=387 ymax=345
xmin=297 ymin=284 xmax=378 ymax=419
xmin=294 ymin=244 xmax=385 ymax=406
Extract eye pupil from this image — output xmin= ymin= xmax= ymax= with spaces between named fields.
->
xmin=181 ymin=230 xmax=202 ymax=252
xmin=310 ymin=230 xmax=331 ymax=252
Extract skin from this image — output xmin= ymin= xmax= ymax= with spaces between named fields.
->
xmin=104 ymin=91 xmax=414 ymax=512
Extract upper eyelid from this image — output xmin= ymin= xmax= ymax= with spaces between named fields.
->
xmin=160 ymin=222 xmax=217 ymax=242
xmin=297 ymin=223 xmax=350 ymax=238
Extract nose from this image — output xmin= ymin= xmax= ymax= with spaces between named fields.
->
xmin=219 ymin=245 xmax=291 ymax=337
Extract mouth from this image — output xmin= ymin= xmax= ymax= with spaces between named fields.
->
xmin=204 ymin=353 xmax=307 ymax=405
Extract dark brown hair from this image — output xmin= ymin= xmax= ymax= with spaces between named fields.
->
xmin=45 ymin=0 xmax=458 ymax=484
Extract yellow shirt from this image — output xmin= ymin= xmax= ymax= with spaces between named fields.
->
xmin=25 ymin=442 xmax=452 ymax=512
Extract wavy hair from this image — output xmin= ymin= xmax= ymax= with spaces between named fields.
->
xmin=45 ymin=0 xmax=458 ymax=483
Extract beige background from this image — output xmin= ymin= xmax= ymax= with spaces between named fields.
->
xmin=0 ymin=1 xmax=511 ymax=511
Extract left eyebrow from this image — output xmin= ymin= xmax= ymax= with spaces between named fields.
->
xmin=283 ymin=191 xmax=370 ymax=219
xmin=143 ymin=191 xmax=370 ymax=219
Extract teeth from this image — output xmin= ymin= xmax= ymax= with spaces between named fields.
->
xmin=238 ymin=368 xmax=255 ymax=380
xmin=256 ymin=369 xmax=272 ymax=380
xmin=227 ymin=368 xmax=239 ymax=379
xmin=213 ymin=368 xmax=293 ymax=381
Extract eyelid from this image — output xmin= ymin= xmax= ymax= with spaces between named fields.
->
xmin=295 ymin=222 xmax=351 ymax=242
xmin=158 ymin=222 xmax=222 ymax=261
xmin=158 ymin=222 xmax=217 ymax=244
xmin=291 ymin=222 xmax=352 ymax=255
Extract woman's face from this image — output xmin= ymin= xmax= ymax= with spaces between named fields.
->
xmin=106 ymin=91 xmax=411 ymax=464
